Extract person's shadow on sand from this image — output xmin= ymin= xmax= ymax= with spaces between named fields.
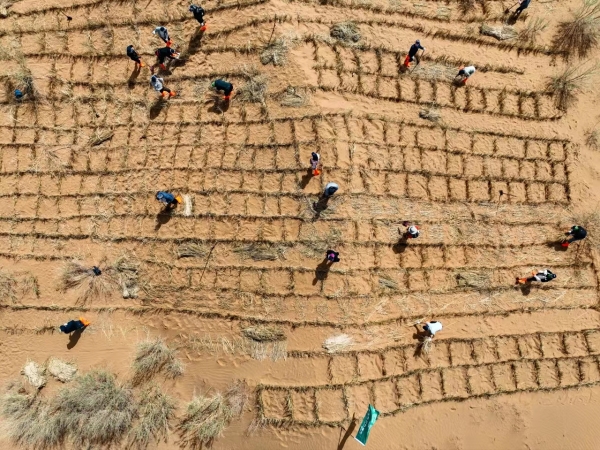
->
xmin=392 ymin=229 xmax=409 ymax=253
xmin=299 ymin=168 xmax=313 ymax=189
xmin=155 ymin=207 xmax=175 ymax=231
xmin=206 ymin=94 xmax=230 ymax=114
xmin=313 ymin=258 xmax=333 ymax=284
xmin=67 ymin=330 xmax=83 ymax=349
xmin=128 ymin=65 xmax=141 ymax=89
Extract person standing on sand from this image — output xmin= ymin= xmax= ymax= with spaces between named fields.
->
xmin=60 ymin=317 xmax=90 ymax=334
xmin=516 ymin=268 xmax=556 ymax=284
xmin=310 ymin=152 xmax=321 ymax=176
xmin=156 ymin=191 xmax=181 ymax=208
xmin=415 ymin=319 xmax=442 ymax=338
xmin=189 ymin=4 xmax=207 ymax=32
xmin=323 ymin=182 xmax=338 ymax=198
xmin=403 ymin=39 xmax=425 ymax=68
xmin=153 ymin=26 xmax=172 ymax=47
xmin=514 ymin=0 xmax=531 ymax=16
xmin=326 ymin=250 xmax=340 ymax=263
xmin=152 ymin=47 xmax=180 ymax=73
xmin=455 ymin=65 xmax=476 ymax=84
xmin=151 ymin=75 xmax=176 ymax=98
xmin=400 ymin=221 xmax=420 ymax=239
xmin=126 ymin=45 xmax=144 ymax=67
xmin=562 ymin=225 xmax=587 ymax=248
xmin=212 ymin=79 xmax=234 ymax=100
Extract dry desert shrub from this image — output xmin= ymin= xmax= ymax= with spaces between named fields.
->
xmin=1 ymin=382 xmax=60 ymax=448
xmin=330 ymin=21 xmax=361 ymax=43
xmin=552 ymin=0 xmax=600 ymax=58
xmin=519 ymin=17 xmax=548 ymax=44
xmin=21 ymin=361 xmax=46 ymax=389
xmin=419 ymin=105 xmax=441 ymax=122
xmin=132 ymin=338 xmax=184 ymax=384
xmin=480 ymin=23 xmax=517 ymax=40
xmin=279 ymin=86 xmax=311 ymax=107
xmin=236 ymin=66 xmax=268 ymax=105
xmin=323 ymin=334 xmax=354 ymax=353
xmin=178 ymin=381 xmax=248 ymax=448
xmin=52 ymin=370 xmax=137 ymax=446
xmin=176 ymin=242 xmax=209 ymax=258
xmin=546 ymin=64 xmax=598 ymax=111
xmin=128 ymin=386 xmax=176 ymax=450
xmin=242 ymin=326 xmax=287 ymax=360
xmin=47 ymin=358 xmax=78 ymax=383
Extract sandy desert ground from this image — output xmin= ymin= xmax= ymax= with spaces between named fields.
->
xmin=2 ymin=0 xmax=600 ymax=447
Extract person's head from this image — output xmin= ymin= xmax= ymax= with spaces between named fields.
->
xmin=151 ymin=75 xmax=158 ymax=83
xmin=127 ymin=44 xmax=134 ymax=50
xmin=408 ymin=225 xmax=418 ymax=235
xmin=573 ymin=226 xmax=580 ymax=231
xmin=549 ymin=273 xmax=557 ymax=280
xmin=160 ymin=26 xmax=166 ymax=32
xmin=169 ymin=48 xmax=176 ymax=56
xmin=156 ymin=191 xmax=164 ymax=200
xmin=189 ymin=4 xmax=196 ymax=11
xmin=311 ymin=152 xmax=319 ymax=161
xmin=415 ymin=40 xmax=420 ymax=45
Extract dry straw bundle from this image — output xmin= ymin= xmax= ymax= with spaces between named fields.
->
xmin=242 ymin=325 xmax=287 ymax=360
xmin=480 ymin=24 xmax=517 ymax=41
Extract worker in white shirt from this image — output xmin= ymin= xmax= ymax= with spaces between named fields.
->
xmin=456 ymin=65 xmax=476 ymax=84
xmin=153 ymin=26 xmax=172 ymax=47
xmin=415 ymin=320 xmax=443 ymax=338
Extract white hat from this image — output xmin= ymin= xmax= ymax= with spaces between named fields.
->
xmin=408 ymin=226 xmax=418 ymax=234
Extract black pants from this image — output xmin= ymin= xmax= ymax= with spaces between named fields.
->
xmin=515 ymin=5 xmax=527 ymax=14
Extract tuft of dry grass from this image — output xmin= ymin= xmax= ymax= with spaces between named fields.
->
xmin=21 ymin=361 xmax=46 ymax=389
xmin=419 ymin=105 xmax=441 ymax=122
xmin=378 ymin=276 xmax=399 ymax=290
xmin=178 ymin=381 xmax=248 ymax=448
xmin=546 ymin=64 xmax=598 ymax=111
xmin=52 ymin=370 xmax=137 ymax=446
xmin=455 ymin=271 xmax=491 ymax=289
xmin=419 ymin=336 xmax=433 ymax=354
xmin=57 ymin=260 xmax=118 ymax=304
xmin=260 ymin=33 xmax=299 ymax=66
xmin=132 ymin=338 xmax=184 ymax=385
xmin=88 ymin=129 xmax=114 ymax=147
xmin=0 ymin=270 xmax=17 ymax=304
xmin=128 ymin=386 xmax=176 ymax=450
xmin=47 ymin=358 xmax=77 ymax=383
xmin=176 ymin=242 xmax=209 ymax=258
xmin=480 ymin=23 xmax=517 ymax=40
xmin=112 ymin=255 xmax=140 ymax=299
xmin=552 ymin=0 xmax=600 ymax=58
xmin=242 ymin=326 xmax=287 ymax=361
xmin=242 ymin=326 xmax=286 ymax=342
xmin=0 ymin=382 xmax=60 ymax=448
xmin=236 ymin=66 xmax=268 ymax=104
xmin=323 ymin=334 xmax=354 ymax=353
xmin=234 ymin=243 xmax=286 ymax=261
xmin=519 ymin=17 xmax=548 ymax=44
xmin=585 ymin=127 xmax=600 ymax=149
xmin=279 ymin=86 xmax=311 ymax=107
xmin=330 ymin=21 xmax=361 ymax=43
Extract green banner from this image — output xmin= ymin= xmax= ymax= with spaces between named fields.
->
xmin=354 ymin=404 xmax=380 ymax=446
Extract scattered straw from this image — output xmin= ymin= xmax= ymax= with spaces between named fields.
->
xmin=47 ymin=358 xmax=77 ymax=383
xmin=176 ymin=243 xmax=208 ymax=258
xmin=419 ymin=336 xmax=433 ymax=354
xmin=279 ymin=86 xmax=311 ymax=107
xmin=419 ymin=105 xmax=441 ymax=122
xmin=0 ymin=270 xmax=17 ymax=303
xmin=260 ymin=33 xmax=299 ymax=66
xmin=480 ymin=24 xmax=517 ymax=40
xmin=183 ymin=195 xmax=193 ymax=216
xmin=236 ymin=66 xmax=268 ymax=105
xmin=330 ymin=22 xmax=361 ymax=43
xmin=519 ymin=17 xmax=548 ymax=44
xmin=88 ymin=129 xmax=114 ymax=147
xmin=21 ymin=361 xmax=46 ymax=389
xmin=234 ymin=244 xmax=285 ymax=261
xmin=323 ymin=334 xmax=354 ymax=353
